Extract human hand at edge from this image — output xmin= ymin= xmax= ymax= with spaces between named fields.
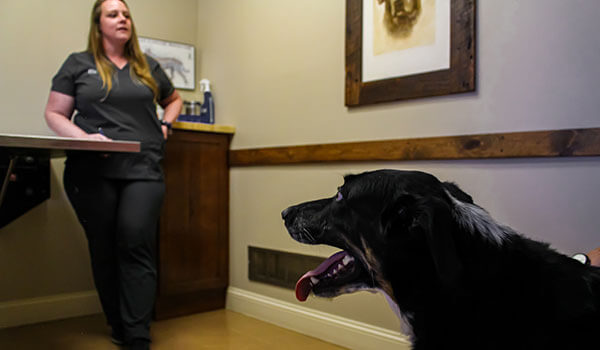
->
xmin=587 ymin=247 xmax=600 ymax=267
xmin=86 ymin=133 xmax=112 ymax=141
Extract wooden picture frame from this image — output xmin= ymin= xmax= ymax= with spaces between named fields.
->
xmin=345 ymin=0 xmax=476 ymax=106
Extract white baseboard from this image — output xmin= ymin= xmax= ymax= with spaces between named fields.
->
xmin=226 ymin=287 xmax=411 ymax=350
xmin=0 ymin=290 xmax=102 ymax=329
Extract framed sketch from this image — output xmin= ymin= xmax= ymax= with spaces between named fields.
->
xmin=138 ymin=37 xmax=195 ymax=90
xmin=345 ymin=0 xmax=476 ymax=106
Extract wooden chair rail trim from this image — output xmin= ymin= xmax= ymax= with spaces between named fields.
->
xmin=229 ymin=128 xmax=600 ymax=166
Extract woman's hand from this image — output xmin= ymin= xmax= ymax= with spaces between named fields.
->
xmin=85 ymin=133 xmax=112 ymax=141
xmin=158 ymin=90 xmax=183 ymax=141
xmin=588 ymin=247 xmax=600 ymax=267
xmin=161 ymin=125 xmax=169 ymax=140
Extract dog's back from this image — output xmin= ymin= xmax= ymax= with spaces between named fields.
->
xmin=416 ymin=236 xmax=600 ymax=349
xmin=405 ymin=189 xmax=600 ymax=349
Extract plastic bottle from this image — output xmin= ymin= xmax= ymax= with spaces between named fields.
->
xmin=199 ymin=79 xmax=215 ymax=124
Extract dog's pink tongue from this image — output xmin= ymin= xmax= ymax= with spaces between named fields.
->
xmin=295 ymin=251 xmax=348 ymax=302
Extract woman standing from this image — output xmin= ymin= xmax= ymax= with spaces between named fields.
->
xmin=44 ymin=1 xmax=182 ymax=349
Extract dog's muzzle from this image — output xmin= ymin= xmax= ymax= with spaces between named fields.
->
xmin=282 ymin=198 xmax=331 ymax=244
xmin=281 ymin=205 xmax=313 ymax=243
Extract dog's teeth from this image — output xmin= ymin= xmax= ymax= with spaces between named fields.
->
xmin=342 ymin=255 xmax=353 ymax=265
xmin=337 ymin=263 xmax=344 ymax=270
xmin=310 ymin=277 xmax=319 ymax=285
xmin=332 ymin=268 xmax=338 ymax=274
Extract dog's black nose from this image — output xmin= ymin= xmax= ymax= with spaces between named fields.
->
xmin=281 ymin=207 xmax=291 ymax=220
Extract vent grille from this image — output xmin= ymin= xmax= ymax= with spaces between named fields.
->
xmin=248 ymin=246 xmax=326 ymax=290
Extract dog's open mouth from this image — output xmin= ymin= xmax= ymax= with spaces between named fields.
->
xmin=295 ymin=251 xmax=369 ymax=301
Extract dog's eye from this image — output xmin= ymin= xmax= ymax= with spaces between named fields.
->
xmin=336 ymin=192 xmax=343 ymax=201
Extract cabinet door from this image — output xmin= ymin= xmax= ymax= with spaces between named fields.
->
xmin=156 ymin=130 xmax=229 ymax=319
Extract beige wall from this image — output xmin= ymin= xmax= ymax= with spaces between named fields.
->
xmin=0 ymin=0 xmax=198 ymax=302
xmin=2 ymin=0 xmax=600 ymax=337
xmin=200 ymin=1 xmax=599 ymax=149
xmin=201 ymin=0 xmax=600 ymax=332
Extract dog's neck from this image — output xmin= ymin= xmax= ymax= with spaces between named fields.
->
xmin=376 ymin=288 xmax=415 ymax=342
xmin=446 ymin=191 xmax=511 ymax=245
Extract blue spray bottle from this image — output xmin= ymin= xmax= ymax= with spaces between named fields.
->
xmin=199 ymin=79 xmax=215 ymax=124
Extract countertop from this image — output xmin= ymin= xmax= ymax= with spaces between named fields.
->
xmin=172 ymin=122 xmax=235 ymax=135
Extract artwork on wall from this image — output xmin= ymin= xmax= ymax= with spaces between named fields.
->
xmin=345 ymin=0 xmax=476 ymax=106
xmin=138 ymin=37 xmax=195 ymax=90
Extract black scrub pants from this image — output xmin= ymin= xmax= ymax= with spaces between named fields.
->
xmin=64 ymin=165 xmax=165 ymax=343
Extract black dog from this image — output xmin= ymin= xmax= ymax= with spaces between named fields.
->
xmin=282 ymin=169 xmax=599 ymax=349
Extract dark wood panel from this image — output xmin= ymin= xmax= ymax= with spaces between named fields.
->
xmin=159 ymin=130 xmax=230 ymax=299
xmin=230 ymin=128 xmax=600 ymax=166
xmin=156 ymin=129 xmax=231 ymax=320
xmin=154 ymin=287 xmax=226 ymax=320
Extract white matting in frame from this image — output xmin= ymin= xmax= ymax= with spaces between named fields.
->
xmin=362 ymin=0 xmax=450 ymax=83
xmin=139 ymin=37 xmax=195 ymax=90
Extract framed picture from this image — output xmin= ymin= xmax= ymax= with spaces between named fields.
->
xmin=345 ymin=0 xmax=476 ymax=106
xmin=138 ymin=37 xmax=195 ymax=90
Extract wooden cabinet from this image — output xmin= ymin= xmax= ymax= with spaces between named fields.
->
xmin=155 ymin=127 xmax=232 ymax=320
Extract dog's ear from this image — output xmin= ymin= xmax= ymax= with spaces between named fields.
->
xmin=381 ymin=194 xmax=464 ymax=292
xmin=442 ymin=181 xmax=473 ymax=204
xmin=415 ymin=196 xmax=464 ymax=292
xmin=380 ymin=194 xmax=416 ymax=235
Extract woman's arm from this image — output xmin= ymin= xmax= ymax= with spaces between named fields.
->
xmin=44 ymin=91 xmax=110 ymax=141
xmin=158 ymin=90 xmax=183 ymax=140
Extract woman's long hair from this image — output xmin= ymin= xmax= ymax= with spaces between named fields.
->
xmin=88 ymin=0 xmax=159 ymax=100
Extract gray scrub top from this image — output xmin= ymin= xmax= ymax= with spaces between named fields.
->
xmin=51 ymin=51 xmax=175 ymax=180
